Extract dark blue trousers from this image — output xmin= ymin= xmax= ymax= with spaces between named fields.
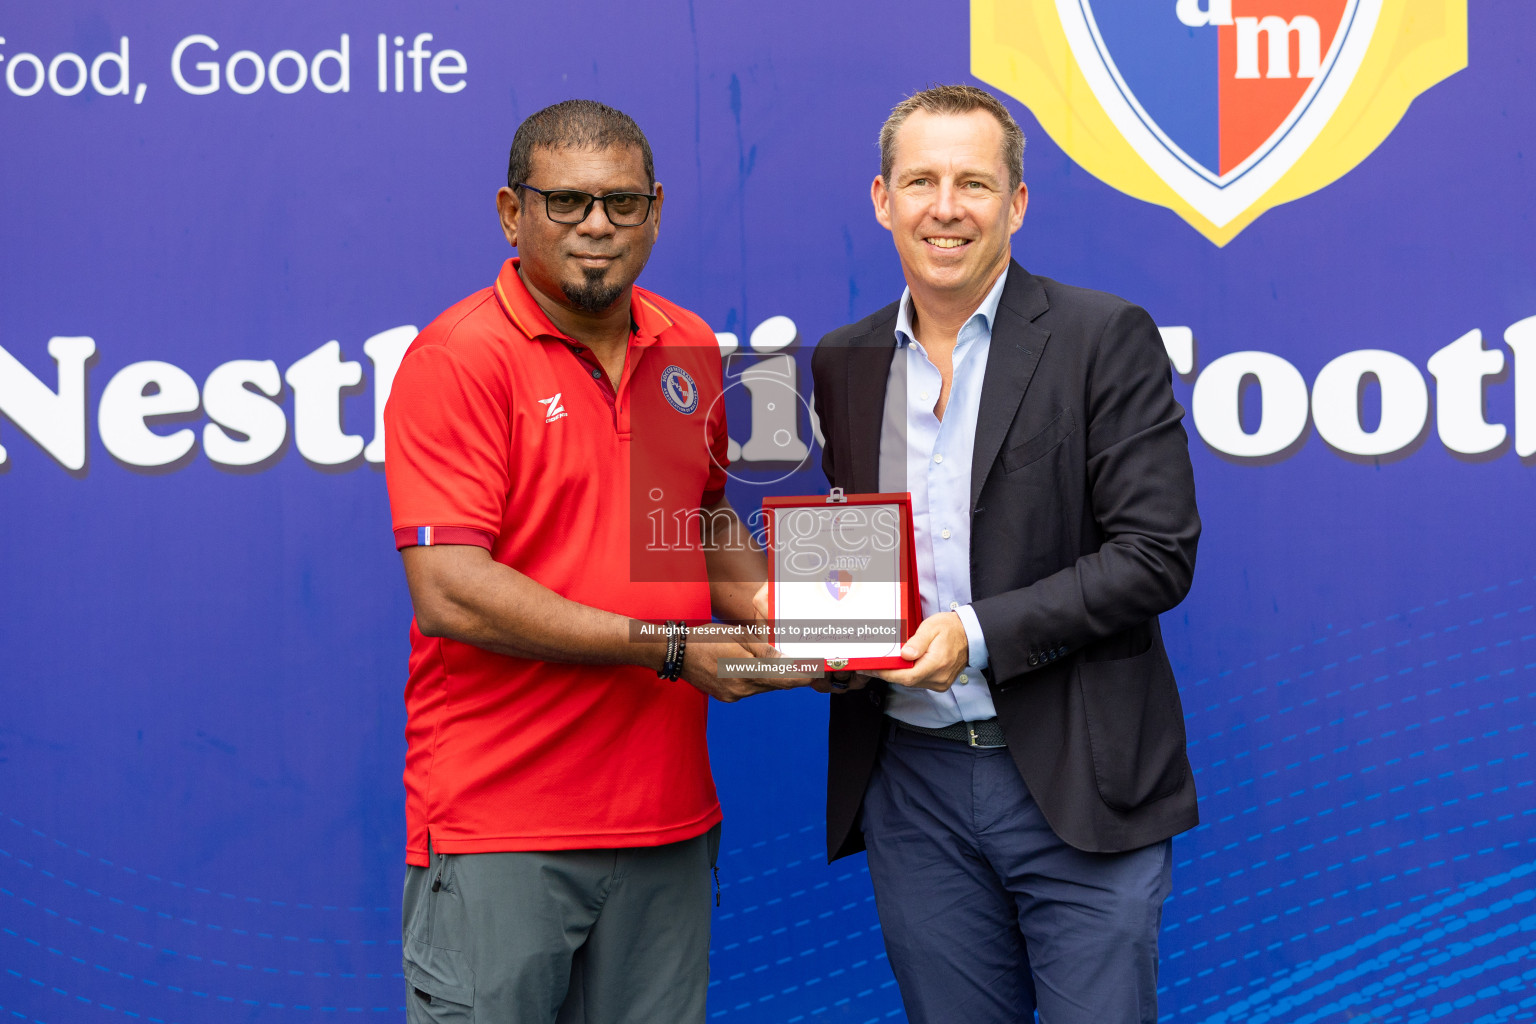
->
xmin=861 ymin=724 xmax=1172 ymax=1024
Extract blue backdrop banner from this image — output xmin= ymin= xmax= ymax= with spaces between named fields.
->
xmin=2 ymin=1 xmax=1533 ymax=1022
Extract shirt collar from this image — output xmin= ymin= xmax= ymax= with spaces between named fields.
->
xmin=492 ymin=257 xmax=674 ymax=344
xmin=893 ymin=266 xmax=1009 ymax=348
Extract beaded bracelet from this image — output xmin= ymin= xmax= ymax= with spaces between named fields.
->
xmin=656 ymin=619 xmax=687 ymax=681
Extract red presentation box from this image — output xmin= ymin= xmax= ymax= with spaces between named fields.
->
xmin=763 ymin=489 xmax=920 ymax=672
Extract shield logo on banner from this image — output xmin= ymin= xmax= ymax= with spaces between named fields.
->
xmin=971 ymin=0 xmax=1465 ymax=245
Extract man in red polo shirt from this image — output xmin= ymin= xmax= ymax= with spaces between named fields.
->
xmin=384 ymin=100 xmax=795 ymax=1024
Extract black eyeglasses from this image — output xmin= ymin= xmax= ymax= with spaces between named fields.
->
xmin=514 ymin=183 xmax=657 ymax=227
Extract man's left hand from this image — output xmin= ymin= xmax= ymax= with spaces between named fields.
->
xmin=871 ymin=612 xmax=970 ymax=692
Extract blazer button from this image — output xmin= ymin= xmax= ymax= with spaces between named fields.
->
xmin=1027 ymin=654 xmax=1039 ymax=667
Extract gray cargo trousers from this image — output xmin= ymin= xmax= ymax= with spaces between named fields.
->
xmin=403 ymin=825 xmax=721 ymax=1023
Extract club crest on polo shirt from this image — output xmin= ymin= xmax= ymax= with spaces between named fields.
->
xmin=661 ymin=365 xmax=699 ymax=414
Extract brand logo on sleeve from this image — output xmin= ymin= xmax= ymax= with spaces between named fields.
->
xmin=971 ymin=0 xmax=1466 ymax=245
xmin=661 ymin=365 xmax=699 ymax=414
xmin=538 ymin=393 xmax=566 ymax=423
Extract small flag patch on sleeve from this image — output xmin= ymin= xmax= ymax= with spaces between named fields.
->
xmin=394 ymin=526 xmax=497 ymax=551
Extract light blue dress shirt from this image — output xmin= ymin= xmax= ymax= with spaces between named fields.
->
xmin=877 ymin=269 xmax=1007 ymax=727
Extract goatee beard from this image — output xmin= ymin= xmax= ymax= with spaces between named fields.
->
xmin=562 ymin=267 xmax=625 ymax=313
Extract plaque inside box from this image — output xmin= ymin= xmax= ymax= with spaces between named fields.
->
xmin=763 ymin=489 xmax=920 ymax=672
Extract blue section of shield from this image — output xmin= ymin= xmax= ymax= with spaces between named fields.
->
xmin=1087 ymin=0 xmax=1220 ymax=176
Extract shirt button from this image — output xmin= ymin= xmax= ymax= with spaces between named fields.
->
xmin=591 ymin=369 xmax=602 ymax=379
xmin=949 ymin=600 xmax=959 ymax=610
xmin=941 ymin=528 xmax=951 ymax=539
xmin=957 ymin=673 xmax=969 ymax=685
xmin=920 ymin=392 xmax=929 ymax=401
xmin=933 ymin=453 xmax=944 ymax=464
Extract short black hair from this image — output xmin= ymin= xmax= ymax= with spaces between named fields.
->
xmin=506 ymin=99 xmax=655 ymax=189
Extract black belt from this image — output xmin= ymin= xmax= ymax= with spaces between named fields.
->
xmin=892 ymin=716 xmax=1007 ymax=748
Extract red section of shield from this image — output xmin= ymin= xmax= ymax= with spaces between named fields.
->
xmin=1219 ymin=0 xmax=1346 ymax=174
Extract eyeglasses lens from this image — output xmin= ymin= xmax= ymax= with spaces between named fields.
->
xmin=543 ymin=190 xmax=650 ymax=226
xmin=601 ymin=194 xmax=647 ymax=224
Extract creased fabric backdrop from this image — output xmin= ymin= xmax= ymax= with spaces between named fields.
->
xmin=2 ymin=2 xmax=1533 ymax=1022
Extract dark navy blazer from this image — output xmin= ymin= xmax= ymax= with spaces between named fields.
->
xmin=812 ymin=260 xmax=1202 ymax=858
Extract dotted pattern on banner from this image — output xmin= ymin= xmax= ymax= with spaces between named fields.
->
xmin=1181 ymin=580 xmax=1529 ymax=727
xmin=707 ymin=833 xmax=902 ymax=1022
xmin=0 ymin=850 xmax=395 ymax=947
xmin=0 ymin=816 xmax=392 ymax=914
xmin=0 ymin=818 xmax=406 ymax=1023
xmin=1193 ymin=860 xmax=1536 ymax=1024
xmin=1154 ymin=578 xmax=1536 ymax=1022
xmin=0 ymin=903 xmax=402 ymax=982
xmin=2 ymin=964 xmax=405 ymax=1018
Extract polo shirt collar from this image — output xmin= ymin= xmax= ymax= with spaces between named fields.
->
xmin=492 ymin=258 xmax=672 ymax=344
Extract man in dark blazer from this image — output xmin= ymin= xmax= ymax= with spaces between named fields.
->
xmin=807 ymin=85 xmax=1200 ymax=1023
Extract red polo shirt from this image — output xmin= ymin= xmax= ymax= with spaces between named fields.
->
xmin=384 ymin=258 xmax=730 ymax=865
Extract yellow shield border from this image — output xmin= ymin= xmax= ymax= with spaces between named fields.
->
xmin=972 ymin=1 xmax=1467 ymax=246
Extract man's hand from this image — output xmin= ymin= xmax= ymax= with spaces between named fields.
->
xmin=739 ymin=585 xmax=775 ymax=659
xmin=703 ymin=499 xmax=775 ymax=658
xmin=744 ymin=580 xmax=795 ymax=661
xmin=679 ymin=640 xmax=817 ymax=703
xmin=871 ymin=612 xmax=970 ymax=692
xmin=750 ymin=581 xmax=770 ymax=632
xmin=753 ymin=581 xmax=877 ymax=695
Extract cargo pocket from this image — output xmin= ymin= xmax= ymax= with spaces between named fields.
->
xmin=1078 ymin=646 xmax=1188 ymax=811
xmin=404 ymin=934 xmax=475 ymax=1023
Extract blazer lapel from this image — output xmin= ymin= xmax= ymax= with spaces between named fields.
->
xmin=971 ymin=263 xmax=1051 ymax=511
xmin=843 ymin=326 xmax=897 ymax=495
